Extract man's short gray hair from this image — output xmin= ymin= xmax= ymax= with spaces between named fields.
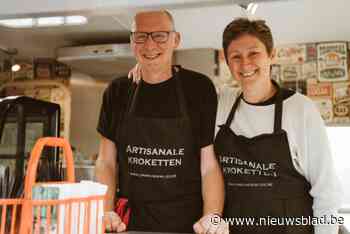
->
xmin=131 ymin=10 xmax=176 ymax=32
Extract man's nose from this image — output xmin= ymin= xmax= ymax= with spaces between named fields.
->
xmin=143 ymin=35 xmax=157 ymax=48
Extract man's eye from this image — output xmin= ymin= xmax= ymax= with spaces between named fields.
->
xmin=153 ymin=33 xmax=167 ymax=39
xmin=136 ymin=34 xmax=147 ymax=40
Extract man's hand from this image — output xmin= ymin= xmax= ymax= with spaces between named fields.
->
xmin=193 ymin=213 xmax=229 ymax=234
xmin=103 ymin=211 xmax=126 ymax=233
xmin=128 ymin=63 xmax=142 ymax=84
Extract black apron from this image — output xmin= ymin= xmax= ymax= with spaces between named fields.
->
xmin=214 ymin=86 xmax=314 ymax=234
xmin=117 ymin=68 xmax=202 ymax=233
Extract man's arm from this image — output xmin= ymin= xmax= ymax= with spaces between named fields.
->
xmin=200 ymin=144 xmax=225 ymax=216
xmin=95 ymin=136 xmax=118 ymax=211
xmin=95 ymin=136 xmax=126 ymax=232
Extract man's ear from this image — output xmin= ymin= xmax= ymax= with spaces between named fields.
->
xmin=174 ymin=32 xmax=181 ymax=49
xmin=130 ymin=39 xmax=137 ymax=56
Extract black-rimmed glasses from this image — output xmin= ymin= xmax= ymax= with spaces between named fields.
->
xmin=130 ymin=31 xmax=175 ymax=44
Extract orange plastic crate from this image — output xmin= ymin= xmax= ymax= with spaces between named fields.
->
xmin=0 ymin=137 xmax=106 ymax=234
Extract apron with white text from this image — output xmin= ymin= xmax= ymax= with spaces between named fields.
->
xmin=118 ymin=68 xmax=202 ymax=232
xmin=214 ymin=87 xmax=314 ymax=234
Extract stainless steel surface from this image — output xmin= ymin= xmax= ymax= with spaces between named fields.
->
xmin=116 ymin=232 xmax=192 ymax=234
xmin=57 ymin=43 xmax=136 ymax=79
xmin=74 ymin=164 xmax=95 ymax=182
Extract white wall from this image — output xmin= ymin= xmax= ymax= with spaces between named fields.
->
xmin=172 ymin=0 xmax=350 ymax=49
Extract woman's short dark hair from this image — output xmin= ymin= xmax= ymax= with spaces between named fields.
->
xmin=222 ymin=18 xmax=274 ymax=62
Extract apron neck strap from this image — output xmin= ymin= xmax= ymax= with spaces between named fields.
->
xmin=173 ymin=66 xmax=188 ymax=117
xmin=128 ymin=80 xmax=140 ymax=114
xmin=224 ymin=80 xmax=284 ymax=134
xmin=225 ymin=92 xmax=242 ymax=127
xmin=128 ymin=65 xmax=188 ymax=118
xmin=273 ymin=82 xmax=283 ymax=133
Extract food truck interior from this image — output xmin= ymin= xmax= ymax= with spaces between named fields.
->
xmin=0 ymin=0 xmax=350 ymax=232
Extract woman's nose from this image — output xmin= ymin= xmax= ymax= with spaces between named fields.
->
xmin=240 ymin=57 xmax=252 ymax=67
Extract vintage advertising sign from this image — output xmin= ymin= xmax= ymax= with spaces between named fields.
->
xmin=302 ymin=61 xmax=318 ymax=80
xmin=333 ymin=82 xmax=350 ymax=123
xmin=307 ymin=82 xmax=333 ymax=123
xmin=307 ymin=82 xmax=333 ymax=97
xmin=281 ymin=64 xmax=302 ymax=82
xmin=314 ymin=99 xmax=333 ymax=123
xmin=271 ymin=64 xmax=281 ymax=83
xmin=317 ymin=42 xmax=348 ymax=82
xmin=305 ymin=43 xmax=318 ymax=62
xmin=283 ymin=80 xmax=306 ymax=94
xmin=275 ymin=44 xmax=306 ymax=64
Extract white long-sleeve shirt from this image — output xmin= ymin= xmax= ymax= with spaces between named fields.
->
xmin=216 ymin=87 xmax=343 ymax=234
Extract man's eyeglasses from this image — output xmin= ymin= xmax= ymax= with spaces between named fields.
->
xmin=130 ymin=31 xmax=175 ymax=44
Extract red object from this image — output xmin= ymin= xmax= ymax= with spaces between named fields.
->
xmin=115 ymin=198 xmax=131 ymax=227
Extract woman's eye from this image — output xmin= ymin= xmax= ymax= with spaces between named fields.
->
xmin=231 ymin=55 xmax=240 ymax=60
xmin=250 ymin=52 xmax=259 ymax=57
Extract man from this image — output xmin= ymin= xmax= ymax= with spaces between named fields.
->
xmin=95 ymin=10 xmax=226 ymax=233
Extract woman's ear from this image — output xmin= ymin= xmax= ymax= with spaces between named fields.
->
xmin=270 ymin=48 xmax=277 ymax=64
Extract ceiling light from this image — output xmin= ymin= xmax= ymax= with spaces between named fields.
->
xmin=37 ymin=16 xmax=64 ymax=27
xmin=0 ymin=15 xmax=87 ymax=28
xmin=250 ymin=3 xmax=259 ymax=15
xmin=0 ymin=18 xmax=34 ymax=28
xmin=11 ymin=64 xmax=21 ymax=72
xmin=65 ymin=16 xmax=87 ymax=25
xmin=247 ymin=3 xmax=254 ymax=12
xmin=241 ymin=2 xmax=259 ymax=15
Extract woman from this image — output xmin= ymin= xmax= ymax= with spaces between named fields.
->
xmin=215 ymin=18 xmax=342 ymax=234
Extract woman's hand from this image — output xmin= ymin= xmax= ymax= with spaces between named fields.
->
xmin=193 ymin=213 xmax=229 ymax=234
